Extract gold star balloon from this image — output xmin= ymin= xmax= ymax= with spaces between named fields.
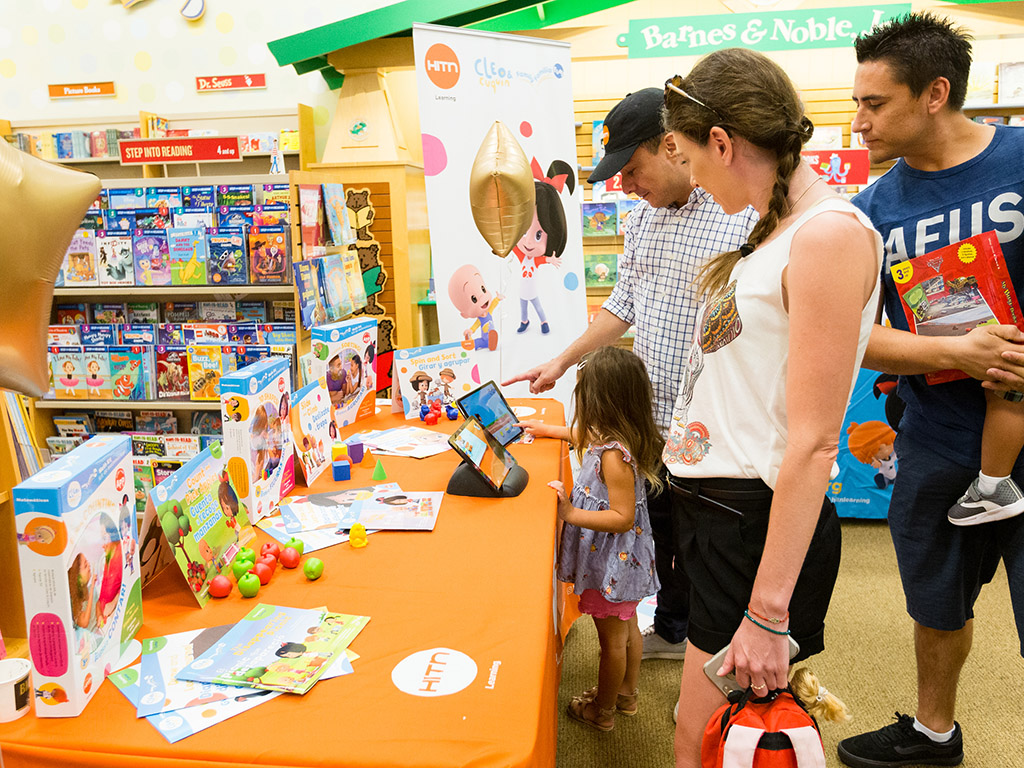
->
xmin=0 ymin=140 xmax=101 ymax=396
xmin=469 ymin=121 xmax=535 ymax=258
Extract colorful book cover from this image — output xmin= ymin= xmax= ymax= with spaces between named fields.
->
xmin=319 ymin=253 xmax=354 ymax=321
xmin=64 ymin=230 xmax=99 ymax=287
xmin=152 ymin=458 xmax=186 ymax=485
xmin=581 ymin=202 xmax=618 ymax=236
xmin=207 ymin=228 xmax=249 ymax=285
xmin=216 ymin=205 xmax=254 ymax=229
xmin=92 ymin=303 xmax=128 ymax=324
xmin=322 ymin=183 xmax=355 ymax=245
xmin=258 ymin=323 xmax=297 ymax=346
xmin=226 ymin=323 xmax=261 ymax=344
xmin=394 ymin=341 xmax=481 ymax=419
xmin=253 ymin=203 xmax=289 ymax=227
xmin=181 ymin=185 xmax=215 ymax=209
xmin=584 ymin=252 xmax=619 ymax=287
xmin=236 ymin=300 xmax=268 ymax=322
xmin=48 ymin=325 xmax=80 ymax=345
xmin=103 ymin=208 xmax=138 ymax=232
xmin=79 ymin=324 xmax=119 ymax=345
xmin=82 ymin=345 xmax=112 ymax=399
xmin=163 ymin=299 xmax=198 ymax=321
xmin=163 ymin=433 xmax=201 ymax=458
xmin=135 ymin=410 xmax=177 ymax=434
xmin=176 ymin=604 xmax=368 ymax=694
xmin=261 ymin=183 xmax=291 ymax=206
xmin=120 ymin=323 xmax=157 ymax=345
xmin=133 ymin=229 xmax=171 ymax=286
xmin=155 ymin=345 xmax=190 ymax=400
xmin=892 ymin=231 xmax=1024 ymax=384
xmin=158 ymin=323 xmax=184 ymax=344
xmin=342 ymin=249 xmax=368 ymax=312
xmin=94 ymin=410 xmax=135 ymax=432
xmin=97 ymin=231 xmax=135 ymax=286
xmin=270 ymin=300 xmax=294 ymax=323
xmin=183 ymin=322 xmax=229 ymax=344
xmin=139 ymin=442 xmax=255 ymax=603
xmin=617 ymin=198 xmax=640 ymax=230
xmin=132 ymin=456 xmax=155 ymax=516
xmin=127 ymin=301 xmax=160 ymax=323
xmin=171 ymin=207 xmax=215 ymax=230
xmin=278 ymin=483 xmax=397 ymax=534
xmin=249 ymin=226 xmax=289 ymax=285
xmin=216 ymin=184 xmax=255 ymax=207
xmin=289 ymin=378 xmax=335 ymax=486
xmin=55 ymin=303 xmax=88 ymax=324
xmin=132 ymin=434 xmax=165 ymax=458
xmin=109 ymin=345 xmax=149 ymax=400
xmin=167 ymin=226 xmax=208 ymax=285
xmin=298 ymin=184 xmax=324 ymax=259
xmin=186 ymin=345 xmax=229 ymax=401
xmin=50 ymin=345 xmax=87 ymax=399
xmin=146 ymin=186 xmax=183 ymax=210
xmin=108 ymin=187 xmax=146 ymax=210
xmin=294 ymin=257 xmax=329 ymax=329
xmin=134 ymin=208 xmax=171 ymax=230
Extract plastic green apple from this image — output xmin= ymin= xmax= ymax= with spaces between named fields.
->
xmin=303 ymin=558 xmax=324 ymax=580
xmin=236 ymin=547 xmax=256 ymax=563
xmin=232 ymin=557 xmax=254 ymax=580
xmin=237 ymin=572 xmax=261 ymax=598
xmin=283 ymin=537 xmax=304 ymax=556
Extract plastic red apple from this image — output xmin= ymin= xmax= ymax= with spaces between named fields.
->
xmin=232 ymin=557 xmax=254 ymax=580
xmin=260 ymin=542 xmax=281 ymax=559
xmin=250 ymin=563 xmax=273 ymax=585
xmin=303 ymin=558 xmax=324 ymax=581
xmin=208 ymin=575 xmax=232 ymax=598
xmin=257 ymin=554 xmax=277 ymax=572
xmin=279 ymin=546 xmax=301 ymax=569
xmin=237 ymin=572 xmax=261 ymax=598
xmin=283 ymin=537 xmax=305 ymax=556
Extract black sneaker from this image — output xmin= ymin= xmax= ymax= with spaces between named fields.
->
xmin=837 ymin=713 xmax=963 ymax=767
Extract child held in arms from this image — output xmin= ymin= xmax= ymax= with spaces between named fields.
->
xmin=520 ymin=346 xmax=661 ymax=732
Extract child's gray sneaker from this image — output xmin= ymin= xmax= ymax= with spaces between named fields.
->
xmin=948 ymin=476 xmax=1024 ymax=526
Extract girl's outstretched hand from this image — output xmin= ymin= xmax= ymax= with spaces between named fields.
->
xmin=547 ymin=480 xmax=572 ymax=521
xmin=520 ymin=419 xmax=551 ymax=439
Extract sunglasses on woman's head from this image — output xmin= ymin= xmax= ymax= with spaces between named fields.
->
xmin=664 ymin=75 xmax=725 ymax=122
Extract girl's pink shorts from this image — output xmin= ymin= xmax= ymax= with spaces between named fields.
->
xmin=578 ymin=589 xmax=639 ymax=621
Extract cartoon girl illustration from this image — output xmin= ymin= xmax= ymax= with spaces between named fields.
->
xmin=436 ymin=368 xmax=456 ymax=404
xmin=512 ymin=159 xmax=576 ymax=334
xmin=85 ymin=359 xmax=104 ymax=397
xmin=60 ymin=360 xmax=79 ymax=396
xmin=218 ymin=471 xmax=242 ymax=528
xmin=448 ymin=264 xmax=502 ymax=351
xmin=846 ymin=420 xmax=898 ymax=489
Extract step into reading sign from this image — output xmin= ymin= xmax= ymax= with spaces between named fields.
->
xmin=119 ymin=136 xmax=243 ymax=165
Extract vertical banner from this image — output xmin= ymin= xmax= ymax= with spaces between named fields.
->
xmin=413 ymin=24 xmax=587 ymax=408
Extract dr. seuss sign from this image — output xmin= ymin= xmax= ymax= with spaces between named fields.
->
xmin=616 ymin=4 xmax=910 ymax=58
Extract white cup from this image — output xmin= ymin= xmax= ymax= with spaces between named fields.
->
xmin=0 ymin=658 xmax=32 ymax=722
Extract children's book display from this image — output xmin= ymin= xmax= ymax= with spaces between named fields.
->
xmin=289 ymin=378 xmax=336 ymax=485
xmin=393 ymin=341 xmax=482 ymax=419
xmin=891 ymin=231 xmax=1024 ymax=384
xmin=13 ymin=435 xmax=143 ymax=717
xmin=220 ymin=356 xmax=295 ymax=523
xmin=139 ymin=442 xmax=256 ymax=605
xmin=176 ymin=604 xmax=369 ymax=695
xmin=308 ymin=318 xmax=377 ymax=429
xmin=322 ymin=183 xmax=357 ymax=246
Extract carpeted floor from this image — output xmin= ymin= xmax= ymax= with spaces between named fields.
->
xmin=556 ymin=520 xmax=1024 ymax=768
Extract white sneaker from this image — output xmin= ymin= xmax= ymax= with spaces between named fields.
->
xmin=673 ymin=699 xmax=679 ymax=723
xmin=948 ymin=476 xmax=1024 ymax=526
xmin=641 ymin=625 xmax=688 ymax=660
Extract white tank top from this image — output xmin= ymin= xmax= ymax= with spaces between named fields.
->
xmin=663 ymin=197 xmax=883 ymax=488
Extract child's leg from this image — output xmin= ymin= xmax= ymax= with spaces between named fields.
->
xmin=570 ymin=615 xmax=629 ymax=729
xmin=980 ymin=390 xmax=1024 ymax=478
xmin=622 ymin=614 xmax=642 ymax=696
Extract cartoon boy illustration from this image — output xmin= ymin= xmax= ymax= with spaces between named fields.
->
xmin=436 ymin=368 xmax=456 ymax=404
xmin=846 ymin=420 xmax=898 ymax=489
xmin=448 ymin=264 xmax=502 ymax=351
xmin=409 ymin=371 xmax=433 ymax=408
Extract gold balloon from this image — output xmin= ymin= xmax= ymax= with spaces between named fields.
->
xmin=0 ymin=141 xmax=101 ymax=396
xmin=469 ymin=121 xmax=535 ymax=258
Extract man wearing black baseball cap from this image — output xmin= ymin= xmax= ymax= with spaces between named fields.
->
xmin=507 ymin=88 xmax=758 ymax=708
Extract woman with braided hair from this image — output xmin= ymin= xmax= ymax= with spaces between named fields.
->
xmin=659 ymin=48 xmax=883 ymax=766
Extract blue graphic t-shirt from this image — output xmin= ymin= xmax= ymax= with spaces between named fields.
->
xmin=853 ymin=125 xmax=1024 ymax=468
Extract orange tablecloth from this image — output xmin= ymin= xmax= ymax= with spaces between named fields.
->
xmin=0 ymin=399 xmax=573 ymax=768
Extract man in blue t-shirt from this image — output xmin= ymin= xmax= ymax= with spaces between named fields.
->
xmin=839 ymin=13 xmax=1024 ymax=768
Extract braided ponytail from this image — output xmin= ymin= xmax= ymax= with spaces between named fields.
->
xmin=663 ymin=48 xmax=814 ymax=299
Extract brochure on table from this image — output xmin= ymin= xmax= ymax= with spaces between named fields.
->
xmin=139 ymin=442 xmax=256 ymax=606
xmin=342 ymin=491 xmax=444 ymax=532
xmin=176 ymin=604 xmax=369 ymax=694
xmin=356 ymin=426 xmax=451 ymax=458
xmin=278 ymin=483 xmax=398 ymax=534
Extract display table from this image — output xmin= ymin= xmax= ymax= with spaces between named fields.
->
xmin=0 ymin=399 xmax=572 ymax=768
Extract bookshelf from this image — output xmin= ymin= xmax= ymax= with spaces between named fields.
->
xmin=34 ymin=399 xmax=220 ymax=411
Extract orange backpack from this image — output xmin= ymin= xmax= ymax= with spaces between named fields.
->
xmin=701 ymin=689 xmax=826 ymax=768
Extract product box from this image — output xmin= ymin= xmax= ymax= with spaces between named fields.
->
xmin=220 ymin=356 xmax=294 ymax=523
xmin=96 ymin=231 xmax=135 ymax=287
xmin=13 ymin=435 xmax=143 ymax=717
xmin=308 ymin=318 xmax=377 ymax=429
xmin=207 ymin=228 xmax=249 ymax=285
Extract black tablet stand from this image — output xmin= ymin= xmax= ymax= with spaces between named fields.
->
xmin=446 ymin=461 xmax=529 ymax=498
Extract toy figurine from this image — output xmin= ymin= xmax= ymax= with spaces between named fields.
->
xmin=349 ymin=523 xmax=368 ymax=548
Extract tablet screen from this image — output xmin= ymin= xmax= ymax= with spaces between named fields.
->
xmin=448 ymin=416 xmax=518 ymax=491
xmin=455 ymin=381 xmax=523 ymax=446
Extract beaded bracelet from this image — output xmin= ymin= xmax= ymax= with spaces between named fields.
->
xmin=747 ymin=605 xmax=788 ymax=625
xmin=744 ymin=609 xmax=791 ymax=636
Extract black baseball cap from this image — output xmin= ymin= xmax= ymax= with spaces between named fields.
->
xmin=588 ymin=88 xmax=665 ymax=184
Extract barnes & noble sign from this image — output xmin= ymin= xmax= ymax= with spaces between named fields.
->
xmin=616 ymin=4 xmax=910 ymax=58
